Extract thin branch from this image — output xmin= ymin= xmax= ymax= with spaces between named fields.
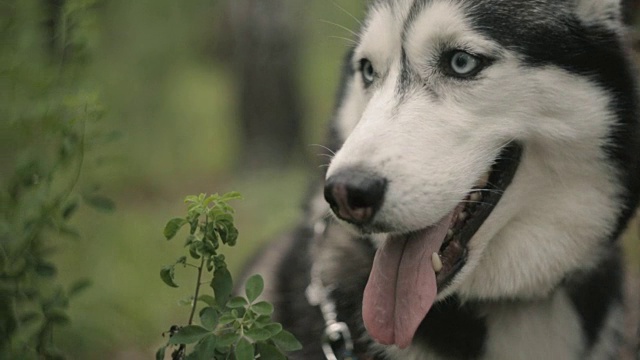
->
xmin=188 ymin=256 xmax=206 ymax=326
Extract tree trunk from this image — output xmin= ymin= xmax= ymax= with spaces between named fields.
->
xmin=227 ymin=0 xmax=304 ymax=170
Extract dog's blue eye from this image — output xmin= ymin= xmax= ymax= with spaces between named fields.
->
xmin=449 ymin=51 xmax=481 ymax=77
xmin=360 ymin=59 xmax=375 ymax=86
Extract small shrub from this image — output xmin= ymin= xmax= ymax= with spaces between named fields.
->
xmin=158 ymin=193 xmax=302 ymax=360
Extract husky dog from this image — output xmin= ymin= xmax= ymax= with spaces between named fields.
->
xmin=243 ymin=0 xmax=640 ymax=358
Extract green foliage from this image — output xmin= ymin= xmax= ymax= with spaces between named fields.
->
xmin=159 ymin=193 xmax=302 ymax=360
xmin=0 ymin=0 xmax=107 ymax=358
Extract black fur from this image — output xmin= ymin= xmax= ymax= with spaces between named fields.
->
xmin=566 ymin=248 xmax=624 ymax=349
xmin=254 ymin=1 xmax=640 ymax=359
xmin=273 ymin=226 xmax=327 ymax=360
xmin=416 ymin=297 xmax=487 ymax=359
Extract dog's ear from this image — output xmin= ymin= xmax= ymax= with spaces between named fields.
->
xmin=573 ymin=0 xmax=626 ymax=27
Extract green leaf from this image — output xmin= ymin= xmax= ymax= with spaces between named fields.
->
xmin=245 ymin=274 xmax=264 ymax=303
xmin=185 ymin=234 xmax=196 ymax=246
xmin=221 ymin=191 xmax=242 ymax=201
xmin=58 ymin=225 xmax=81 ymax=239
xmin=155 ymin=346 xmax=166 ymax=360
xmin=168 ymin=325 xmax=211 ymax=345
xmin=271 ymin=330 xmax=302 ymax=352
xmin=250 ymin=301 xmax=274 ymax=315
xmin=189 ymin=218 xmax=199 ymax=235
xmin=199 ymin=307 xmax=218 ymax=330
xmin=62 ymin=199 xmax=79 ymax=219
xmin=84 ymin=194 xmax=115 ymax=213
xmin=35 ymin=262 xmax=57 ymax=277
xmin=42 ymin=348 xmax=65 ymax=360
xmin=261 ymin=323 xmax=283 ymax=336
xmin=176 ymin=256 xmax=187 ymax=266
xmin=164 ymin=218 xmax=187 ymax=240
xmin=68 ymin=278 xmax=92 ymax=298
xmin=160 ymin=265 xmax=179 ymax=288
xmin=178 ymin=296 xmax=194 ymax=307
xmin=185 ymin=195 xmax=200 ymax=204
xmin=227 ymin=296 xmax=248 ymax=309
xmin=216 ymin=332 xmax=240 ymax=347
xmin=19 ymin=311 xmax=41 ymax=325
xmin=202 ymin=239 xmax=217 ymax=257
xmin=221 ymin=224 xmax=238 ymax=246
xmin=215 ymin=218 xmax=239 ymax=247
xmin=212 ymin=267 xmax=232 ymax=307
xmin=189 ymin=245 xmax=201 ymax=259
xmin=218 ymin=313 xmax=236 ymax=325
xmin=203 ymin=194 xmax=217 ymax=206
xmin=214 ymin=254 xmax=226 ymax=267
xmin=45 ymin=309 xmax=70 ymax=325
xmin=254 ymin=315 xmax=273 ymax=327
xmin=256 ymin=343 xmax=286 ymax=360
xmin=198 ymin=295 xmax=216 ymax=308
xmin=235 ymin=338 xmax=254 ymax=360
xmin=215 ymin=213 xmax=234 ymax=222
xmin=244 ymin=327 xmax=271 ymax=342
xmin=193 ymin=334 xmax=217 ymax=360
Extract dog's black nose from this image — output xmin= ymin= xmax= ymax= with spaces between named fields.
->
xmin=324 ymin=169 xmax=387 ymax=225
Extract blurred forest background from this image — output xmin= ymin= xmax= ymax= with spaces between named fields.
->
xmin=1 ymin=0 xmax=639 ymax=359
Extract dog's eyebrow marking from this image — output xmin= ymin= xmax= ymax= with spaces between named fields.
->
xmin=402 ymin=0 xmax=430 ymax=43
xmin=395 ymin=46 xmax=439 ymax=105
xmin=397 ymin=47 xmax=413 ymax=98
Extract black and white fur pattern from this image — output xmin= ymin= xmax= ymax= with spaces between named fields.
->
xmin=242 ymin=0 xmax=640 ymax=359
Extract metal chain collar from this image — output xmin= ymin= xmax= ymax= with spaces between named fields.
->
xmin=305 ymin=220 xmax=358 ymax=360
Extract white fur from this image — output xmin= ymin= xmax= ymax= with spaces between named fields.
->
xmin=326 ymin=0 xmax=625 ymax=358
xmin=481 ymin=290 xmax=585 ymax=359
xmin=453 ymin=68 xmax=620 ymax=300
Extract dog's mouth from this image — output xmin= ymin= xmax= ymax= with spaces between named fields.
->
xmin=362 ymin=142 xmax=523 ymax=349
xmin=436 ymin=142 xmax=523 ymax=288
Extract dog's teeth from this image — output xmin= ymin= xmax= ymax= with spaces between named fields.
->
xmin=432 ymin=252 xmax=443 ymax=273
xmin=470 ymin=192 xmax=481 ymax=202
xmin=446 ymin=229 xmax=454 ymax=239
xmin=458 ymin=212 xmax=468 ymax=222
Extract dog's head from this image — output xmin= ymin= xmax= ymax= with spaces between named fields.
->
xmin=323 ymin=0 xmax=640 ymax=348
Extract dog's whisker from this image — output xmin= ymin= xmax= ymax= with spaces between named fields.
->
xmin=318 ymin=19 xmax=359 ymax=38
xmin=309 ymin=143 xmax=336 ymax=156
xmin=475 ymin=188 xmax=504 ymax=195
xmin=328 ymin=35 xmax=358 ymax=45
xmin=316 ymin=153 xmax=334 ymax=159
xmin=457 ymin=200 xmax=494 ymax=205
xmin=439 ymin=200 xmax=495 ymax=206
xmin=331 ymin=1 xmax=363 ymax=27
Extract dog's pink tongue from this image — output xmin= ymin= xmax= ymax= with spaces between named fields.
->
xmin=362 ymin=213 xmax=454 ymax=349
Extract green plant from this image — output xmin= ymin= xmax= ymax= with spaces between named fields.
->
xmin=158 ymin=193 xmax=302 ymax=360
xmin=0 ymin=0 xmax=108 ymax=358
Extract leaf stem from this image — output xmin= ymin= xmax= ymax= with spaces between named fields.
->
xmin=188 ymin=256 xmax=205 ymax=326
